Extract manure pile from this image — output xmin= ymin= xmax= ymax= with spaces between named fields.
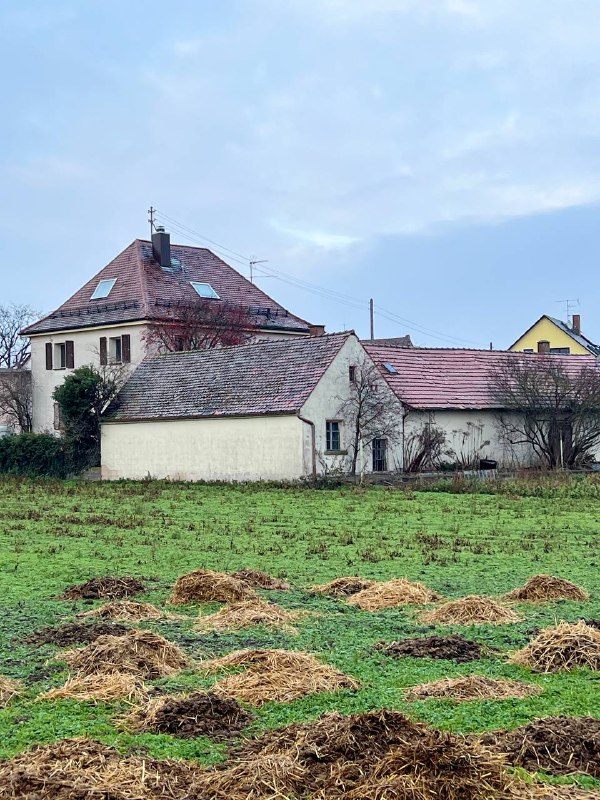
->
xmin=421 ymin=595 xmax=521 ymax=625
xmin=511 ymin=621 xmax=600 ymax=672
xmin=202 ymin=648 xmax=359 ymax=706
xmin=195 ymin=598 xmax=305 ymax=633
xmin=26 ymin=621 xmax=129 ymax=647
xmin=41 ymin=672 xmax=148 ymax=703
xmin=346 ymin=578 xmax=442 ymax=610
xmin=405 ymin=674 xmax=542 ymax=702
xmin=231 ymin=568 xmax=291 ymax=590
xmin=310 ymin=576 xmax=376 ymax=597
xmin=62 ymin=576 xmax=145 ymax=600
xmin=169 ymin=569 xmax=257 ymax=604
xmin=504 ymin=574 xmax=589 ymax=603
xmin=375 ymin=633 xmax=484 ymax=663
xmin=78 ymin=600 xmax=172 ymax=621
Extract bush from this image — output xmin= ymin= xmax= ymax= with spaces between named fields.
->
xmin=0 ymin=433 xmax=72 ymax=478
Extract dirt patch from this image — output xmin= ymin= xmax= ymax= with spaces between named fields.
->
xmin=202 ymin=648 xmax=359 ymax=706
xmin=0 ymin=737 xmax=200 ymax=799
xmin=405 ymin=675 xmax=542 ymax=702
xmin=0 ymin=676 xmax=21 ymax=708
xmin=40 ymin=672 xmax=148 ymax=703
xmin=121 ymin=690 xmax=255 ymax=740
xmin=346 ymin=578 xmax=442 ymax=611
xmin=421 ymin=595 xmax=521 ymax=625
xmin=77 ymin=601 xmax=174 ymax=621
xmin=61 ymin=629 xmax=191 ymax=679
xmin=231 ymin=569 xmax=291 ymax=590
xmin=480 ymin=716 xmax=600 ymax=778
xmin=195 ymin=598 xmax=306 ymax=633
xmin=310 ymin=576 xmax=377 ymax=597
xmin=26 ymin=622 xmax=129 ymax=647
xmin=375 ymin=633 xmax=485 ymax=663
xmin=169 ymin=569 xmax=257 ymax=605
xmin=62 ymin=576 xmax=145 ymax=600
xmin=511 ymin=621 xmax=600 ymax=672
xmin=233 ymin=709 xmax=517 ymax=799
xmin=504 ymin=575 xmax=589 ymax=603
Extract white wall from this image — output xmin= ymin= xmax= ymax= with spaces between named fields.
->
xmin=30 ymin=323 xmax=147 ymax=433
xmin=101 ymin=414 xmax=306 ymax=482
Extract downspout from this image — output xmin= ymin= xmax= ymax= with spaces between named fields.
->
xmin=298 ymin=414 xmax=317 ymax=482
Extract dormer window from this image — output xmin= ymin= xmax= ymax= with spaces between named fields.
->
xmin=190 ymin=281 xmax=220 ymax=299
xmin=91 ymin=278 xmax=117 ymax=300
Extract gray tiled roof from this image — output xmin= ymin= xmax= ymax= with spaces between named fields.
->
xmin=105 ymin=332 xmax=352 ymax=421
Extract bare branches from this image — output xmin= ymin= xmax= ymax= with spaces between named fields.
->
xmin=144 ymin=301 xmax=258 ymax=354
xmin=403 ymin=421 xmax=450 ymax=473
xmin=490 ymin=355 xmax=600 ymax=468
xmin=0 ymin=305 xmax=38 ymax=368
xmin=0 ymin=370 xmax=32 ymax=432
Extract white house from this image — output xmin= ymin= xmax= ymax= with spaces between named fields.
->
xmin=22 ymin=228 xmax=319 ymax=434
xmin=101 ymin=332 xmax=404 ymax=482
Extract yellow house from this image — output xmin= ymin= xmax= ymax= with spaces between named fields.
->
xmin=509 ymin=314 xmax=600 ymax=356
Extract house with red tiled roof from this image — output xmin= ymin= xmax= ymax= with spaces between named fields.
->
xmin=23 ymin=228 xmax=321 ymax=433
xmin=101 ymin=332 xmax=403 ymax=482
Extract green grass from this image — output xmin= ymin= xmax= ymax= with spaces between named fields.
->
xmin=1 ymin=475 xmax=600 ymax=789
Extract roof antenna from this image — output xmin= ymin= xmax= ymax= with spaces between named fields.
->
xmin=249 ymin=257 xmax=268 ymax=284
xmin=148 ymin=206 xmax=156 ymax=237
xmin=554 ymin=298 xmax=580 ymax=325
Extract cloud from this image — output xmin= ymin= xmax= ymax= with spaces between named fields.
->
xmin=270 ymin=220 xmax=361 ymax=249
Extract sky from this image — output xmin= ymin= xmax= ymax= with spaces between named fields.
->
xmin=2 ymin=0 xmax=600 ymax=348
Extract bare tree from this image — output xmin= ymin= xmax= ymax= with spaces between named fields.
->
xmin=403 ymin=420 xmax=451 ymax=473
xmin=490 ymin=354 xmax=600 ymax=468
xmin=144 ymin=301 xmax=258 ymax=354
xmin=0 ymin=370 xmax=32 ymax=432
xmin=0 ymin=304 xmax=37 ymax=368
xmin=337 ymin=359 xmax=402 ymax=478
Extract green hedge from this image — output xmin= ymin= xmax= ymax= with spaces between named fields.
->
xmin=0 ymin=434 xmax=73 ymax=478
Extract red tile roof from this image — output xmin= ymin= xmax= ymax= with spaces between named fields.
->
xmin=24 ymin=240 xmax=312 ymax=335
xmin=106 ymin=332 xmax=353 ymax=421
xmin=364 ymin=346 xmax=599 ymax=410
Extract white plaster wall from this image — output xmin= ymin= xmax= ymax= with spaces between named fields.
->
xmin=30 ymin=323 xmax=147 ymax=433
xmin=101 ymin=414 xmax=306 ymax=482
xmin=300 ymin=337 xmax=404 ymax=475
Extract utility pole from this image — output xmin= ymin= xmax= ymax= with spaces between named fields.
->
xmin=148 ymin=206 xmax=155 ymax=237
xmin=369 ymin=298 xmax=375 ymax=340
xmin=249 ymin=258 xmax=268 ymax=284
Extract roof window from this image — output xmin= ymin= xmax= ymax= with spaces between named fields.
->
xmin=383 ymin=362 xmax=398 ymax=374
xmin=190 ymin=281 xmax=220 ymax=299
xmin=91 ymin=278 xmax=117 ymax=300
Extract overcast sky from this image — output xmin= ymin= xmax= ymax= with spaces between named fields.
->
xmin=3 ymin=0 xmax=600 ymax=348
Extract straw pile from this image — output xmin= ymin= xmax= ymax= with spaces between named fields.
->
xmin=480 ymin=716 xmax=600 ymax=778
xmin=78 ymin=600 xmax=174 ymax=621
xmin=504 ymin=574 xmax=590 ymax=603
xmin=202 ymin=648 xmax=359 ymax=706
xmin=40 ymin=672 xmax=148 ymax=703
xmin=310 ymin=576 xmax=376 ymax=597
xmin=62 ymin=576 xmax=145 ymax=600
xmin=421 ymin=595 xmax=521 ymax=625
xmin=195 ymin=598 xmax=306 ymax=633
xmin=168 ymin=569 xmax=257 ymax=605
xmin=61 ymin=629 xmax=191 ymax=679
xmin=120 ymin=690 xmax=254 ymax=740
xmin=0 ymin=676 xmax=21 ymax=708
xmin=0 ymin=737 xmax=199 ymax=799
xmin=375 ymin=633 xmax=484 ymax=663
xmin=510 ymin=621 xmax=600 ymax=672
xmin=26 ymin=621 xmax=129 ymax=647
xmin=231 ymin=568 xmax=291 ymax=590
xmin=346 ymin=578 xmax=442 ymax=611
xmin=405 ymin=674 xmax=542 ymax=702
xmin=189 ymin=754 xmax=307 ymax=800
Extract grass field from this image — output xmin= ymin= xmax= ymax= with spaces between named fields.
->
xmin=1 ymin=475 xmax=600 ymax=791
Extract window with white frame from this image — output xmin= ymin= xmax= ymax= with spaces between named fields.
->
xmin=109 ymin=336 xmax=122 ymax=363
xmin=190 ymin=281 xmax=220 ymax=299
xmin=54 ymin=343 xmax=66 ymax=370
xmin=91 ymin=278 xmax=117 ymax=300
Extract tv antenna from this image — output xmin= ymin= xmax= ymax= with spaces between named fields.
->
xmin=554 ymin=298 xmax=580 ymax=324
xmin=148 ymin=206 xmax=156 ymax=236
xmin=249 ymin=257 xmax=268 ymax=284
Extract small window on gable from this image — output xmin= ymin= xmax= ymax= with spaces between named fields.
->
xmin=349 ymin=365 xmax=356 ymax=383
xmin=190 ymin=281 xmax=220 ymax=299
xmin=91 ymin=278 xmax=117 ymax=300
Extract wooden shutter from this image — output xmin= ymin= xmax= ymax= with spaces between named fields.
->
xmin=65 ymin=340 xmax=74 ymax=369
xmin=121 ymin=334 xmax=131 ymax=363
xmin=45 ymin=342 xmax=53 ymax=370
xmin=99 ymin=337 xmax=107 ymax=366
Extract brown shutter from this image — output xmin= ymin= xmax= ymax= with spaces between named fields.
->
xmin=99 ymin=337 xmax=107 ymax=366
xmin=121 ymin=334 xmax=131 ymax=363
xmin=65 ymin=340 xmax=74 ymax=369
xmin=45 ymin=342 xmax=53 ymax=370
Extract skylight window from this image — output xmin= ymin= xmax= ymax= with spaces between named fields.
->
xmin=383 ymin=363 xmax=398 ymax=374
xmin=190 ymin=281 xmax=220 ymax=299
xmin=91 ymin=278 xmax=117 ymax=300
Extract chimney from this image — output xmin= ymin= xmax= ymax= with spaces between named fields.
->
xmin=537 ymin=340 xmax=550 ymax=354
xmin=309 ymin=325 xmax=326 ymax=337
xmin=152 ymin=226 xmax=171 ymax=268
xmin=572 ymin=314 xmax=581 ymax=335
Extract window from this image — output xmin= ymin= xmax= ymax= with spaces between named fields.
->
xmin=326 ymin=420 xmax=341 ymax=452
xmin=523 ymin=348 xmax=534 ymax=353
xmin=190 ymin=281 xmax=220 ymax=299
xmin=91 ymin=278 xmax=117 ymax=300
xmin=383 ymin=362 xmax=398 ymax=374
xmin=54 ymin=343 xmax=66 ymax=370
xmin=109 ymin=336 xmax=122 ymax=363
xmin=349 ymin=365 xmax=356 ymax=383
xmin=550 ymin=347 xmax=571 ymax=355
xmin=372 ymin=438 xmax=388 ymax=472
